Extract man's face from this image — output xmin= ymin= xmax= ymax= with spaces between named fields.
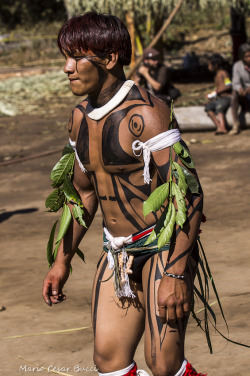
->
xmin=243 ymin=51 xmax=250 ymax=67
xmin=144 ymin=57 xmax=159 ymax=68
xmin=63 ymin=50 xmax=107 ymax=96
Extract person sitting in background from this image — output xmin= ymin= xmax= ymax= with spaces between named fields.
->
xmin=204 ymin=54 xmax=232 ymax=135
xmin=134 ymin=47 xmax=181 ymax=105
xmin=230 ymin=42 xmax=250 ymax=135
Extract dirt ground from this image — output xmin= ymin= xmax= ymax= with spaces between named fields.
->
xmin=0 ymin=108 xmax=250 ymax=376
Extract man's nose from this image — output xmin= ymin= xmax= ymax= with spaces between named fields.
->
xmin=64 ymin=58 xmax=75 ymax=74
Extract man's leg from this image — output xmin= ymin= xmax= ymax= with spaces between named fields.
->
xmin=206 ymin=110 xmax=221 ymax=133
xmin=142 ymin=252 xmax=200 ymax=376
xmin=92 ymin=252 xmax=145 ymax=373
xmin=229 ymin=91 xmax=240 ymax=135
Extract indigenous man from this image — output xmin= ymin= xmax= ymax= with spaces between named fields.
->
xmin=42 ymin=12 xmax=205 ymax=376
xmin=230 ymin=42 xmax=250 ymax=135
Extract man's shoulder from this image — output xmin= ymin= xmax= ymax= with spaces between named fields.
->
xmin=233 ymin=60 xmax=244 ymax=72
xmin=129 ymin=86 xmax=173 ymax=138
xmin=68 ymin=99 xmax=88 ymax=141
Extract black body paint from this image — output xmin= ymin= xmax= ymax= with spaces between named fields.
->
xmin=129 ymin=114 xmax=145 ymax=137
xmin=76 ymin=112 xmax=90 ymax=165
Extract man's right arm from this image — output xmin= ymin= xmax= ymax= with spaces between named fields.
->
xmin=42 ymin=107 xmax=98 ymax=306
xmin=42 ymin=161 xmax=98 ymax=306
xmin=232 ymin=62 xmax=243 ymax=93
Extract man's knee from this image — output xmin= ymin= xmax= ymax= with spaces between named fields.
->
xmin=93 ymin=347 xmax=132 ymax=373
xmin=145 ymin=358 xmax=182 ymax=376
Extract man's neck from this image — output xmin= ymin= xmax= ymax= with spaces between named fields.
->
xmin=89 ymin=77 xmax=126 ymax=108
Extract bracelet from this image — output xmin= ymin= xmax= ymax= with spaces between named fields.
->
xmin=163 ymin=271 xmax=185 ymax=280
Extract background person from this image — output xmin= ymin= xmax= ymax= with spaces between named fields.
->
xmin=204 ymin=54 xmax=232 ymax=135
xmin=230 ymin=42 xmax=250 ymax=135
xmin=134 ymin=47 xmax=181 ymax=105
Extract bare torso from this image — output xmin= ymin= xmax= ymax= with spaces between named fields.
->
xmin=70 ymin=85 xmax=172 ymax=237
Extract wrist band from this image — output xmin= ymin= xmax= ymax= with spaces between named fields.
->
xmin=163 ymin=271 xmax=185 ymax=280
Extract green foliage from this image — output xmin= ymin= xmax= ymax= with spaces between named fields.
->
xmin=72 ymin=204 xmax=87 ymax=228
xmin=45 ymin=144 xmax=87 ymax=268
xmin=51 ymin=153 xmax=75 ymax=188
xmin=45 ymin=187 xmax=65 ymax=212
xmin=143 ymin=182 xmax=169 ymax=217
xmin=56 ymin=203 xmax=72 ymax=243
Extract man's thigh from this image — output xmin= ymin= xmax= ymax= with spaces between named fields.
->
xmin=142 ymin=252 xmax=195 ymax=372
xmin=92 ymin=252 xmax=145 ymax=371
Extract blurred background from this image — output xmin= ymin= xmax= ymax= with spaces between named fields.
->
xmin=0 ymin=0 xmax=249 ymax=117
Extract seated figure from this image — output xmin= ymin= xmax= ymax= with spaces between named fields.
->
xmin=230 ymin=42 xmax=250 ymax=135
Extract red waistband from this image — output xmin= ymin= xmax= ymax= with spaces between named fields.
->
xmin=132 ymin=225 xmax=155 ymax=242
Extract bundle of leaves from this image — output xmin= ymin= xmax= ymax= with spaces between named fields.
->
xmin=143 ymin=119 xmax=199 ymax=250
xmin=45 ymin=144 xmax=86 ymax=267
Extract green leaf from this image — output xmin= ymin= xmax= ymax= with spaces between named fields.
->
xmin=51 ymin=153 xmax=75 ymax=188
xmin=179 ymin=165 xmax=200 ymax=194
xmin=172 ymin=161 xmax=188 ymax=195
xmin=179 ymin=155 xmax=196 ymax=169
xmin=56 ymin=204 xmax=72 ymax=243
xmin=143 ymin=182 xmax=169 ymax=217
xmin=76 ymin=248 xmax=86 ymax=263
xmin=173 ymin=182 xmax=186 ymax=213
xmin=173 ymin=141 xmax=190 ymax=159
xmin=47 ymin=220 xmax=58 ymax=267
xmin=62 ymin=143 xmax=74 ymax=156
xmin=144 ymin=229 xmax=157 ymax=245
xmin=163 ymin=201 xmax=172 ymax=228
xmin=64 ymin=175 xmax=82 ymax=206
xmin=45 ymin=188 xmax=65 ymax=212
xmin=53 ymin=240 xmax=60 ymax=261
xmin=72 ymin=204 xmax=87 ymax=228
xmin=158 ymin=202 xmax=176 ymax=250
xmin=173 ymin=142 xmax=196 ymax=169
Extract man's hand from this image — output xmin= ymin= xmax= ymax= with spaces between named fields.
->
xmin=238 ymin=87 xmax=247 ymax=96
xmin=138 ymin=65 xmax=149 ymax=76
xmin=42 ymin=263 xmax=70 ymax=306
xmin=157 ymin=275 xmax=191 ymax=324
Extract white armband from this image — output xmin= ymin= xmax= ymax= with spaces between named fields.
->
xmin=132 ymin=129 xmax=181 ymax=184
xmin=69 ymin=138 xmax=87 ymax=173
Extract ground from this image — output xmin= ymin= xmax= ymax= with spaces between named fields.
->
xmin=0 ymin=108 xmax=250 ymax=376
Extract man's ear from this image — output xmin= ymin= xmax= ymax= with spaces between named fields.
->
xmin=106 ymin=52 xmax=119 ymax=70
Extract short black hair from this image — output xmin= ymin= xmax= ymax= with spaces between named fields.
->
xmin=58 ymin=12 xmax=132 ymax=66
xmin=208 ymin=53 xmax=225 ymax=68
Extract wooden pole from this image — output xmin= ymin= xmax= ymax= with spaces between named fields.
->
xmin=126 ymin=0 xmax=184 ymax=79
xmin=126 ymin=10 xmax=136 ymax=69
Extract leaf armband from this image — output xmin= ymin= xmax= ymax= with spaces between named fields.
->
xmin=45 ymin=143 xmax=86 ymax=267
xmin=143 ymin=105 xmax=200 ymax=250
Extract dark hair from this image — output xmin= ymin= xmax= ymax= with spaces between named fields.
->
xmin=238 ymin=43 xmax=250 ymax=60
xmin=208 ymin=53 xmax=225 ymax=69
xmin=58 ymin=12 xmax=131 ymax=66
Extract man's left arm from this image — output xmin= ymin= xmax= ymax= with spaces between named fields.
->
xmin=152 ymin=143 xmax=203 ymax=323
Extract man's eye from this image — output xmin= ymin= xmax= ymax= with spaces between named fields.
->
xmin=74 ymin=56 xmax=84 ymax=61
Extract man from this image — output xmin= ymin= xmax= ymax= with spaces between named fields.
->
xmin=230 ymin=42 xmax=250 ymax=135
xmin=204 ymin=54 xmax=232 ymax=135
xmin=134 ymin=47 xmax=180 ymax=105
xmin=42 ymin=12 xmax=205 ymax=376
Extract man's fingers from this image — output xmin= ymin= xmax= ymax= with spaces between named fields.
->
xmin=183 ymin=301 xmax=190 ymax=316
xmin=166 ymin=306 xmax=177 ymax=324
xmin=176 ymin=305 xmax=184 ymax=320
xmin=158 ymin=305 xmax=167 ymax=324
xmin=42 ymin=280 xmax=52 ymax=306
